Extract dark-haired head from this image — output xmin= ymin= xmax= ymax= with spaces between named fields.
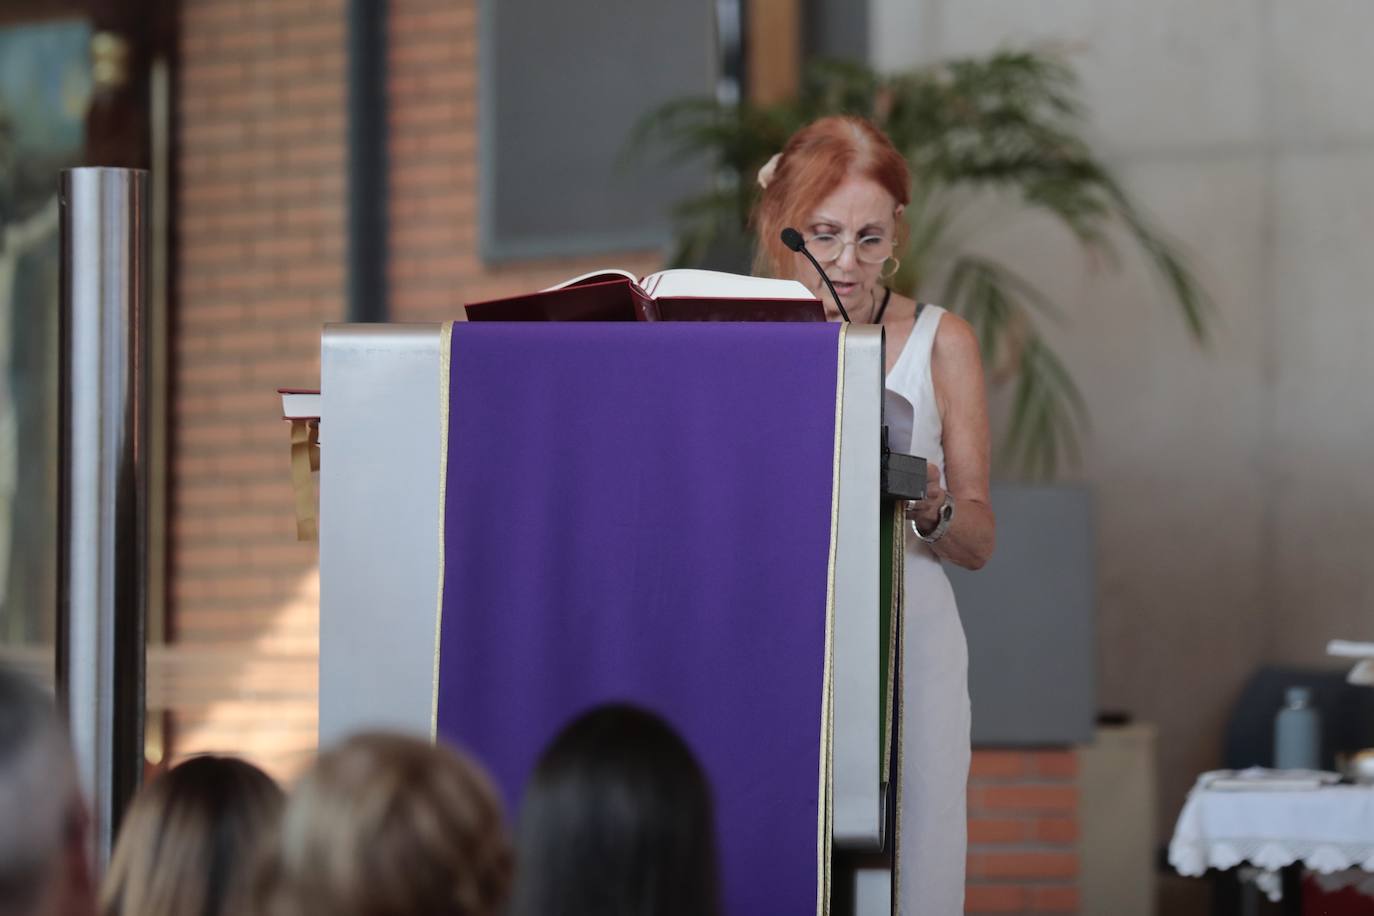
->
xmin=0 ymin=664 xmax=91 ymax=916
xmin=100 ymin=755 xmax=283 ymax=916
xmin=511 ymin=703 xmax=720 ymax=916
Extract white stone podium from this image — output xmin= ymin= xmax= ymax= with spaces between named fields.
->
xmin=313 ymin=322 xmax=898 ymax=912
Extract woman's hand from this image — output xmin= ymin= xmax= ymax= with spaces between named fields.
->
xmin=906 ymin=462 xmax=946 ymax=534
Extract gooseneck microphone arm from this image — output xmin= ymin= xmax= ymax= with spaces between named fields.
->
xmin=781 ymin=227 xmax=850 ymax=322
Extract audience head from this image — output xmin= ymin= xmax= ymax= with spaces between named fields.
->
xmin=100 ymin=754 xmax=283 ymax=916
xmin=511 ymin=703 xmax=720 ymax=916
xmin=0 ymin=664 xmax=92 ymax=916
xmin=259 ymin=731 xmax=510 ymax=916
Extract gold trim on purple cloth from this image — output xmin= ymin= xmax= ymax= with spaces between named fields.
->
xmin=817 ymin=322 xmax=846 ymax=915
xmin=884 ymin=502 xmax=903 ymax=786
xmin=891 ymin=502 xmax=907 ymax=902
xmin=431 ymin=321 xmax=454 ymax=740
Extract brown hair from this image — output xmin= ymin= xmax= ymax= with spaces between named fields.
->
xmin=751 ymin=115 xmax=911 ymax=277
xmin=100 ymin=755 xmax=283 ymax=916
xmin=258 ymin=732 xmax=511 ymax=916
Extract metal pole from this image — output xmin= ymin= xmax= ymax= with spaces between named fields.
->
xmin=346 ymin=0 xmax=389 ymax=322
xmin=57 ymin=167 xmax=148 ymax=868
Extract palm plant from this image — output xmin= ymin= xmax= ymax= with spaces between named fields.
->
xmin=627 ymin=52 xmax=1211 ymax=479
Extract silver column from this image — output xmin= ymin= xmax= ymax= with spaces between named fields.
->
xmin=57 ymin=167 xmax=149 ymax=867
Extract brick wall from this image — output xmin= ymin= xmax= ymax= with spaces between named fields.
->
xmin=384 ymin=0 xmax=658 ymax=323
xmin=171 ymin=0 xmax=655 ymax=777
xmin=966 ymin=749 xmax=1080 ymax=914
xmin=171 ymin=0 xmax=348 ymax=776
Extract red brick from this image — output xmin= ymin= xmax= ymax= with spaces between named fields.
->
xmin=184 ymin=235 xmax=251 ymax=262
xmin=283 ymin=262 xmax=344 ymax=290
xmin=389 ymin=128 xmax=476 ymax=158
xmin=246 ymin=354 xmax=323 ymax=383
xmin=1030 ymin=885 xmax=1080 ymax=912
xmin=970 ymin=751 xmax=1028 ymax=780
xmin=211 ymin=327 xmax=280 ymax=355
xmin=389 ymin=159 xmax=473 ymax=189
xmin=970 ymin=852 xmax=1078 ymax=880
xmin=175 ymin=479 xmax=246 ymax=508
xmin=1035 ymin=816 xmax=1079 ymax=845
xmin=214 ymin=146 xmax=284 ymax=174
xmin=181 ymin=3 xmax=245 ymax=30
xmin=181 ymin=57 xmax=246 ymax=84
xmin=209 ymin=84 xmax=279 ymax=115
xmin=206 ymin=512 xmax=296 ymax=539
xmin=182 ymin=181 xmax=247 ymax=206
xmin=211 ymin=207 xmax=282 ymax=235
xmin=390 ymin=37 xmax=475 ymax=69
xmin=968 ymin=817 xmax=1027 ymax=844
xmin=389 ymin=5 xmax=476 ymax=33
xmin=1030 ymin=750 xmax=1078 ymax=780
xmin=217 ymin=26 xmax=278 ymax=55
xmin=277 ymin=17 xmax=346 ymax=48
xmin=964 ymin=885 xmax=1027 ymax=913
xmin=281 ymin=81 xmax=343 ymax=108
xmin=388 ymin=67 xmax=476 ymax=97
xmin=390 ymin=222 xmax=476 ymax=253
xmin=172 ymin=545 xmax=245 ymax=570
xmin=256 ymin=110 xmax=346 ymax=140
xmin=977 ymin=785 xmax=1078 ymax=814
xmin=214 ymin=448 xmax=290 ymax=477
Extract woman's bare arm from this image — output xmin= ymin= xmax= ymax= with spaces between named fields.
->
xmin=908 ymin=312 xmax=996 ymax=570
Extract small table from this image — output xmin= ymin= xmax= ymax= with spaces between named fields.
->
xmin=1170 ymin=772 xmax=1374 ymax=914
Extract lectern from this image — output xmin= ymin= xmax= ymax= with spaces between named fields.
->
xmin=314 ymin=320 xmax=905 ymax=914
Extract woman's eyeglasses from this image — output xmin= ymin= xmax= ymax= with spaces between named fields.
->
xmin=805 ymin=233 xmax=894 ymax=265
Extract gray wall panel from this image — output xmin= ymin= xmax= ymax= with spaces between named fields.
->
xmin=949 ymin=485 xmax=1096 ymax=746
xmin=480 ymin=0 xmax=713 ymax=260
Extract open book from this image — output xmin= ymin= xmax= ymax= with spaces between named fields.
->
xmin=464 ymin=268 xmax=825 ymax=322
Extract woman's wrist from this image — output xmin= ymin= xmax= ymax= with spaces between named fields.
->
xmin=910 ymin=494 xmax=955 ymax=543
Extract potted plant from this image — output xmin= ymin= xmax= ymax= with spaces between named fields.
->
xmin=628 ymin=51 xmax=1210 ymax=479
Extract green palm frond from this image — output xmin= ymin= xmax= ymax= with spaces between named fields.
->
xmin=1002 ymin=336 xmax=1090 ymax=480
xmin=626 ymin=50 xmax=1211 ymax=479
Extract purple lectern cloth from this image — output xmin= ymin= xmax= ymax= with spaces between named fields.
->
xmin=436 ymin=322 xmax=840 ymax=915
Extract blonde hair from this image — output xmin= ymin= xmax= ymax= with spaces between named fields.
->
xmin=258 ymin=732 xmax=511 ymax=916
xmin=100 ymin=755 xmax=283 ymax=916
xmin=751 ymin=115 xmax=911 ymax=277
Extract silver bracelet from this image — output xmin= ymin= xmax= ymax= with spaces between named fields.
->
xmin=910 ymin=494 xmax=955 ymax=543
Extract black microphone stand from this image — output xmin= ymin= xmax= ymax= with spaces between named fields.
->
xmin=781 ymin=228 xmax=851 ymax=322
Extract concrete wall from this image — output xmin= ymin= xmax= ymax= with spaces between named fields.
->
xmin=868 ymin=0 xmax=1374 ymax=853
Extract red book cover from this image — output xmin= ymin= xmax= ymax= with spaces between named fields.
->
xmin=464 ymin=269 xmax=824 ymax=323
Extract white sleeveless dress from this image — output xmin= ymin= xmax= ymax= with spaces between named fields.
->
xmin=884 ymin=304 xmax=971 ymax=915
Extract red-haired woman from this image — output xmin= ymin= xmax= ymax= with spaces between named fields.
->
xmin=754 ymin=115 xmax=996 ymax=914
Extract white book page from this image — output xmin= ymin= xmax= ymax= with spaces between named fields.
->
xmin=281 ymin=391 xmax=321 ymax=419
xmin=640 ymin=268 xmax=816 ymax=300
xmin=541 ymin=268 xmax=638 ymax=292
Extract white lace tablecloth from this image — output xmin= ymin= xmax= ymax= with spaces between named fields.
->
xmin=1169 ymin=770 xmax=1374 ymax=901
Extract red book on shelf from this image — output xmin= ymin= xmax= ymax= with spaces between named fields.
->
xmin=464 ymin=268 xmax=825 ymax=322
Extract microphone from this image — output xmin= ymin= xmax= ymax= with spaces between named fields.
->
xmin=782 ymin=227 xmax=851 ymax=322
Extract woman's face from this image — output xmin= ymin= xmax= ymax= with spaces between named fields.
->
xmin=790 ymin=175 xmax=901 ymax=321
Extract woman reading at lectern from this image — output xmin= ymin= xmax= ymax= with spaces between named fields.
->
xmin=753 ymin=115 xmax=996 ymax=915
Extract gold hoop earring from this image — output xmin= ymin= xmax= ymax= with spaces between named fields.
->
xmin=880 ymin=256 xmax=901 ymax=280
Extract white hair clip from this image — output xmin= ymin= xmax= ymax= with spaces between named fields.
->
xmin=756 ymin=152 xmax=783 ymax=189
